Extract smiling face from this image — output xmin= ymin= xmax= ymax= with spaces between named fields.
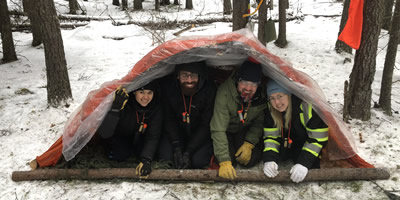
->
xmin=178 ymin=70 xmax=199 ymax=96
xmin=134 ymin=89 xmax=154 ymax=107
xmin=178 ymin=70 xmax=199 ymax=89
xmin=269 ymin=92 xmax=289 ymax=112
xmin=237 ymin=79 xmax=259 ymax=101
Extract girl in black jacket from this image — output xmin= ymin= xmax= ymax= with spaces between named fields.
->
xmin=97 ymin=81 xmax=162 ymax=178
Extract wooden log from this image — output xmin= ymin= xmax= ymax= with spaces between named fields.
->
xmin=11 ymin=168 xmax=390 ymax=182
xmin=12 ymin=22 xmax=89 ymax=31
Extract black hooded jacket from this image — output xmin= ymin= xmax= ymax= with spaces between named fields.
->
xmin=97 ymin=88 xmax=163 ymax=161
xmin=161 ymin=74 xmax=217 ymax=155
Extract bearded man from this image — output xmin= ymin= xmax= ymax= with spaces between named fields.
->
xmin=210 ymin=59 xmax=266 ymax=180
xmin=158 ymin=61 xmax=217 ymax=169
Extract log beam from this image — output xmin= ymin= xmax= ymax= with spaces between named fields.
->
xmin=11 ymin=168 xmax=390 ymax=182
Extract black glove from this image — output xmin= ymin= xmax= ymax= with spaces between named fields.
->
xmin=173 ymin=146 xmax=184 ymax=169
xmin=136 ymin=158 xmax=152 ymax=178
xmin=111 ymin=86 xmax=129 ymax=111
xmin=182 ymin=152 xmax=191 ymax=169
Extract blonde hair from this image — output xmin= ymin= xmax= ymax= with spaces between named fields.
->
xmin=270 ymin=94 xmax=292 ymax=130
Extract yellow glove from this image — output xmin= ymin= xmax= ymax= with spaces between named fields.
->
xmin=135 ymin=161 xmax=151 ymax=179
xmin=235 ymin=141 xmax=254 ymax=165
xmin=218 ymin=161 xmax=237 ymax=180
xmin=112 ymin=86 xmax=129 ymax=111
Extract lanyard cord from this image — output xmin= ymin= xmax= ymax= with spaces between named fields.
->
xmin=181 ymin=93 xmax=193 ymax=123
xmin=136 ymin=111 xmax=147 ymax=133
xmin=238 ymin=101 xmax=251 ymax=124
xmin=241 ymin=101 xmax=251 ymax=116
xmin=136 ymin=111 xmax=146 ymax=124
xmin=281 ymin=115 xmax=292 ymax=147
xmin=182 ymin=93 xmax=193 ymax=115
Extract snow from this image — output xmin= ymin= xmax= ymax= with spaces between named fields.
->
xmin=1 ymin=0 xmax=399 ymax=199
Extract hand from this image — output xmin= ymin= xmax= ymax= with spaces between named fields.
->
xmin=234 ymin=141 xmax=254 ymax=165
xmin=290 ymin=164 xmax=308 ymax=183
xmin=173 ymin=146 xmax=184 ymax=169
xmin=112 ymin=85 xmax=129 ymax=111
xmin=182 ymin=152 xmax=191 ymax=169
xmin=263 ymin=161 xmax=279 ymax=178
xmin=136 ymin=158 xmax=152 ymax=179
xmin=218 ymin=161 xmax=237 ymax=180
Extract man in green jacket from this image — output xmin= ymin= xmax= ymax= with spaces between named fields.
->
xmin=210 ymin=59 xmax=266 ymax=180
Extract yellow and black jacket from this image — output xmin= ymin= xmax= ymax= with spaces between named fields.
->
xmin=263 ymin=95 xmax=329 ymax=169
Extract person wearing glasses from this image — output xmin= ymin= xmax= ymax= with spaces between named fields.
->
xmin=263 ymin=79 xmax=329 ymax=183
xmin=210 ymin=59 xmax=266 ymax=180
xmin=157 ymin=61 xmax=217 ymax=169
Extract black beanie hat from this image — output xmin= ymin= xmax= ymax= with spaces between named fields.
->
xmin=237 ymin=60 xmax=262 ymax=83
xmin=135 ymin=80 xmax=158 ymax=92
xmin=175 ymin=60 xmax=206 ymax=76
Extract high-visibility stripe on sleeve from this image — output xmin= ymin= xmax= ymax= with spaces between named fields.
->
xmin=264 ymin=147 xmax=279 ymax=153
xmin=300 ymin=102 xmax=313 ymax=125
xmin=263 ymin=127 xmax=281 ymax=153
xmin=264 ymin=127 xmax=279 ymax=138
xmin=264 ymin=139 xmax=280 ymax=146
xmin=300 ymin=113 xmax=306 ymax=127
xmin=300 ymin=102 xmax=329 ymax=142
xmin=302 ymin=142 xmax=322 ymax=157
xmin=306 ymin=129 xmax=329 ymax=142
xmin=264 ymin=137 xmax=280 ymax=153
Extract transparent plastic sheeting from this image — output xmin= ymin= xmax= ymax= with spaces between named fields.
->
xmin=62 ymin=28 xmax=357 ymax=161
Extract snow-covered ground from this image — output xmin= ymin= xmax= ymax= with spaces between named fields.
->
xmin=1 ymin=0 xmax=399 ymax=199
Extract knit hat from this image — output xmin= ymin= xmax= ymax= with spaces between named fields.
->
xmin=135 ymin=80 xmax=158 ymax=92
xmin=237 ymin=60 xmax=262 ymax=83
xmin=175 ymin=61 xmax=206 ymax=76
xmin=266 ymin=79 xmax=290 ymax=98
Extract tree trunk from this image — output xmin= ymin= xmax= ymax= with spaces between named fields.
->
xmin=379 ymin=0 xmax=400 ymax=116
xmin=37 ymin=0 xmax=72 ymax=107
xmin=0 ymin=0 xmax=18 ymax=63
xmin=11 ymin=168 xmax=390 ymax=182
xmin=155 ymin=0 xmax=160 ymax=10
xmin=122 ymin=0 xmax=128 ymax=10
xmin=335 ymin=0 xmax=352 ymax=54
xmin=112 ymin=0 xmax=120 ymax=6
xmin=161 ymin=0 xmax=170 ymax=5
xmin=275 ymin=0 xmax=287 ymax=48
xmin=345 ymin=0 xmax=384 ymax=121
xmin=186 ymin=0 xmax=193 ymax=9
xmin=382 ymin=0 xmax=394 ymax=31
xmin=232 ymin=0 xmax=249 ymax=31
xmin=134 ymin=0 xmax=143 ymax=10
xmin=223 ymin=0 xmax=232 ymax=15
xmin=23 ymin=0 xmax=43 ymax=47
xmin=68 ymin=0 xmax=79 ymax=14
xmin=257 ymin=0 xmax=268 ymax=46
xmin=174 ymin=0 xmax=179 ymax=5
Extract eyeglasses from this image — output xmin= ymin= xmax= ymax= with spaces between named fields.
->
xmin=238 ymin=79 xmax=259 ymax=87
xmin=269 ymin=94 xmax=285 ymax=102
xmin=179 ymin=73 xmax=199 ymax=80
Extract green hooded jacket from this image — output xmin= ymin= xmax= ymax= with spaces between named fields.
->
xmin=210 ymin=76 xmax=266 ymax=163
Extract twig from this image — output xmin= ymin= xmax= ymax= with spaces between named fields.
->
xmin=371 ymin=181 xmax=400 ymax=200
xmin=173 ymin=24 xmax=194 ymax=36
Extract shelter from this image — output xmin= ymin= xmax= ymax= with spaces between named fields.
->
xmin=34 ymin=28 xmax=373 ymax=169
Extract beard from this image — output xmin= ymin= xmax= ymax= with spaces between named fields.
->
xmin=180 ymin=82 xmax=199 ymax=96
xmin=240 ymin=91 xmax=255 ymax=102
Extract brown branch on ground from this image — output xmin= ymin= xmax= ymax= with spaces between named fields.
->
xmin=11 ymin=167 xmax=390 ymax=182
xmin=12 ymin=23 xmax=89 ymax=31
xmin=173 ymin=24 xmax=195 ymax=36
